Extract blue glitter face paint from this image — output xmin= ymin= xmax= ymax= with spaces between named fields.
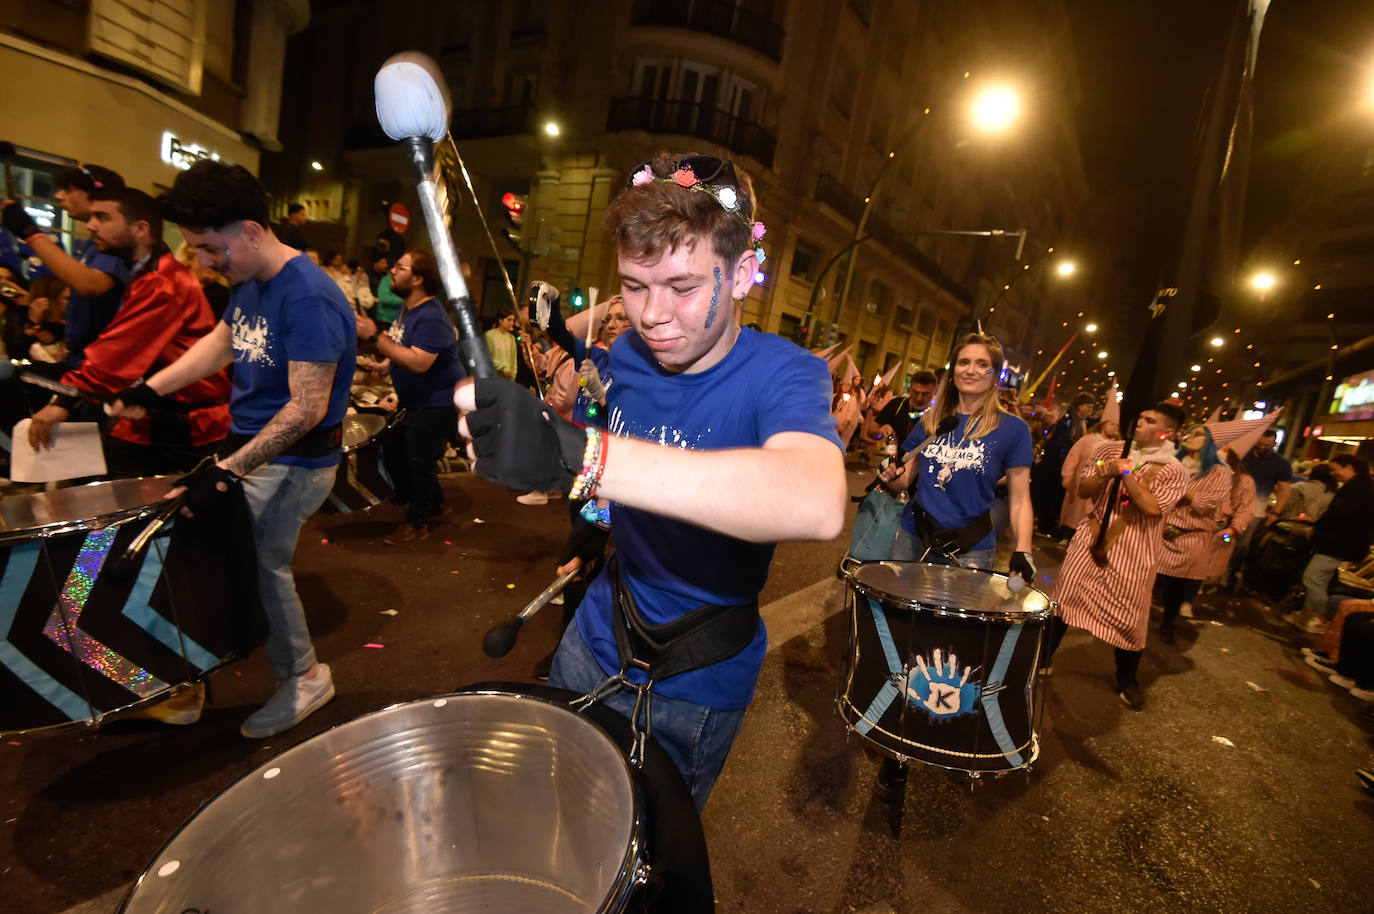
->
xmin=706 ymin=265 xmax=722 ymax=329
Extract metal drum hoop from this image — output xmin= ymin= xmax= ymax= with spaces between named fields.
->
xmin=845 ymin=560 xmax=1054 ymax=624
xmin=121 ymin=689 xmax=648 ymax=914
xmin=0 ymin=477 xmax=174 ymax=545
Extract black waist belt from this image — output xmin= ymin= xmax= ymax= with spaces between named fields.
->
xmin=220 ymin=422 xmax=343 ymax=459
xmin=911 ymin=501 xmax=993 ymax=555
xmin=608 ymin=555 xmax=759 ymax=683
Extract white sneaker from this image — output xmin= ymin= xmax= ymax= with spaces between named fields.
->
xmin=1329 ymin=673 xmax=1356 ymax=690
xmin=241 ymin=664 xmax=335 ymax=738
xmin=1303 ymin=616 xmax=1328 ymax=635
xmin=516 ymin=491 xmax=549 ymax=506
xmin=1179 ymin=602 xmax=1194 ymax=619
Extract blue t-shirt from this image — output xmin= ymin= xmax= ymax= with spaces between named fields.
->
xmin=1244 ymin=450 xmax=1293 ymax=508
xmin=223 ymin=256 xmax=356 ymax=467
xmin=386 ymin=297 xmax=465 ymax=407
xmin=575 ymin=328 xmax=843 ymax=710
xmin=572 ymin=339 xmax=611 ymax=428
xmin=63 ymin=238 xmax=129 ymax=367
xmin=900 ymin=411 xmax=1033 ymax=551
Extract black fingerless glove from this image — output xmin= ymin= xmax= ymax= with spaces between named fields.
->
xmin=1 ymin=202 xmax=41 ymax=243
xmin=111 ymin=381 xmax=168 ymax=412
xmin=466 ymin=377 xmax=588 ymax=492
xmin=1009 ymin=550 xmax=1036 ymax=585
xmin=175 ymin=463 xmax=243 ymax=517
xmin=559 ymin=516 xmax=610 ymax=571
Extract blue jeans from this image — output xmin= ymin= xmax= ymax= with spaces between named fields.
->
xmin=890 ymin=527 xmax=995 ymax=569
xmin=548 ymin=624 xmax=746 ymax=811
xmin=1302 ymin=553 xmax=1343 ymax=619
xmin=240 ymin=462 xmax=336 ymax=679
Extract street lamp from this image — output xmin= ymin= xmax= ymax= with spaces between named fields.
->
xmin=1096 ymin=350 xmax=1108 ymax=359
xmin=1250 ymin=271 xmax=1275 ymax=291
xmin=543 ymin=121 xmax=561 ymax=137
xmin=1210 ymin=336 xmax=1225 ymax=347
xmin=1057 ymin=260 xmax=1076 ymax=276
xmin=969 ymin=85 xmax=1022 ymax=133
xmin=1084 ymin=322 xmax=1098 ymax=333
xmin=310 ymin=160 xmax=324 ymax=171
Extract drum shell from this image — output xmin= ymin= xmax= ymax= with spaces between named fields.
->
xmin=837 ymin=561 xmax=1050 ymax=773
xmin=0 ymin=479 xmax=248 ymax=736
xmin=322 ymin=411 xmax=397 ymax=514
xmin=121 ymin=690 xmax=647 ymax=914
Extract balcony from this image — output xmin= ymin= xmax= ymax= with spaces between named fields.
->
xmin=631 ymin=0 xmax=785 ymax=62
xmin=606 ymin=97 xmax=777 ymax=169
xmin=451 ymin=103 xmax=535 ymax=140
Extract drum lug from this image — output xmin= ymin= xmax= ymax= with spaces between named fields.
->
xmin=634 ymin=862 xmax=652 ymax=887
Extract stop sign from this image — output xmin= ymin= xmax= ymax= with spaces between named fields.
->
xmin=388 ymin=202 xmax=410 ymax=234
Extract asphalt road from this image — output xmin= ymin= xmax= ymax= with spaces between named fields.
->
xmin=2 ymin=465 xmax=1372 ymax=913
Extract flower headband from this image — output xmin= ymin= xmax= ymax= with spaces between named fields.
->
xmin=629 ymin=157 xmax=767 ymax=267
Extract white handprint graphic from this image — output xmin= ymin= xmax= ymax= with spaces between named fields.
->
xmin=902 ymin=647 xmax=983 ymax=719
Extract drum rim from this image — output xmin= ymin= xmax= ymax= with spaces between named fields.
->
xmin=836 ymin=698 xmax=1041 ymax=776
xmin=340 ymin=412 xmax=390 ymax=454
xmin=0 ymin=476 xmax=175 ymax=544
xmin=845 ymin=559 xmax=1055 ymax=622
xmin=119 ymin=688 xmax=646 ymax=914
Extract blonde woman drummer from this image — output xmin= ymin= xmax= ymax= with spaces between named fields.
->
xmin=877 ymin=332 xmax=1035 ymax=579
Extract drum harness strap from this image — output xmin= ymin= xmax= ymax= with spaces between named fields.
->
xmin=572 ymin=554 xmax=759 ymax=766
xmin=910 ymin=501 xmax=993 ymax=562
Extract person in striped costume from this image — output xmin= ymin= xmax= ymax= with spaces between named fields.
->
xmin=1045 ymin=401 xmax=1189 ymax=709
xmin=1156 ymin=425 xmax=1233 ymax=643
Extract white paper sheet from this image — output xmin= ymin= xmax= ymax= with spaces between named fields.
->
xmin=9 ymin=420 xmax=107 ymax=482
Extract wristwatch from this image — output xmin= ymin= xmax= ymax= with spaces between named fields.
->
xmin=367 ymin=331 xmax=381 ymax=345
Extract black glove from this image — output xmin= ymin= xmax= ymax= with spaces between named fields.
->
xmin=1 ymin=202 xmax=41 ymax=243
xmin=465 ymin=377 xmax=588 ymax=492
xmin=1009 ymin=551 xmax=1036 ymax=586
xmin=559 ymin=516 xmax=610 ymax=577
xmin=174 ymin=463 xmax=243 ymax=518
xmin=111 ymin=380 xmax=168 ymax=412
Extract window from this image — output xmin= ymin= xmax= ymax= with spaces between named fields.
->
xmin=790 ymin=240 xmax=817 ymax=281
xmin=868 ymin=280 xmax=891 ymax=318
xmin=830 ymin=58 xmax=858 ymax=117
xmin=725 ymin=74 xmax=759 ymax=122
xmin=916 ymin=308 xmax=936 ymax=337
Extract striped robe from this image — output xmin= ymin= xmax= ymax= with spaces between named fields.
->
xmin=1203 ymin=473 xmax=1257 ymax=579
xmin=1054 ymin=441 xmax=1189 ymax=651
xmin=1059 ymin=432 xmax=1108 ymax=530
xmin=1158 ymin=463 xmax=1233 ymax=580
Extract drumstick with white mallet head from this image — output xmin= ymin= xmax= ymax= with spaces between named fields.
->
xmin=373 ymin=51 xmax=493 ymax=380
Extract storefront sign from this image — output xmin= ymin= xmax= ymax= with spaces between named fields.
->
xmin=160 ymin=131 xmax=221 ymax=171
xmin=1330 ymin=369 xmax=1374 ymax=421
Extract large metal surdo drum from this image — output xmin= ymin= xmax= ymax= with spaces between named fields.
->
xmin=0 ymin=477 xmax=245 ymax=736
xmin=837 ymin=561 xmax=1053 ymax=774
xmin=323 ymin=412 xmax=397 ymax=513
xmin=121 ymin=691 xmax=646 ymax=913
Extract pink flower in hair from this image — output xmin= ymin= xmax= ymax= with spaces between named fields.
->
xmin=751 ymin=221 xmax=767 ymax=241
xmin=631 ymin=166 xmax=654 ymax=186
xmin=673 ymin=166 xmax=698 ymax=187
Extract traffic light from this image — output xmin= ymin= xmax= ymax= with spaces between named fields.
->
xmin=564 ymin=282 xmax=585 ymax=310
xmin=501 ymin=192 xmax=527 ymax=248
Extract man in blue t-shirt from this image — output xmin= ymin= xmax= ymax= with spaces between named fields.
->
xmin=457 ymin=152 xmax=847 ymax=808
xmin=110 ymin=162 xmax=355 ymax=740
xmin=355 ymin=250 xmax=464 ymax=544
xmin=1 ymin=164 xmax=130 ymax=368
xmin=1228 ymin=428 xmax=1293 ymax=587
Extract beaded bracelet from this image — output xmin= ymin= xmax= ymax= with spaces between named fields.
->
xmin=569 ymin=427 xmax=607 ymax=501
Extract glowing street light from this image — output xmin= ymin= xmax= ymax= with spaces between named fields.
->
xmin=1210 ymin=336 xmax=1225 ymax=347
xmin=1057 ymin=260 xmax=1076 ymax=276
xmin=1085 ymin=323 xmax=1098 ymax=333
xmin=310 ymin=160 xmax=323 ymax=171
xmin=543 ymin=121 xmax=561 ymax=137
xmin=1250 ymin=271 xmax=1275 ymax=291
xmin=1096 ymin=350 xmax=1108 ymax=359
xmin=969 ymin=85 xmax=1021 ymax=132
xmin=1191 ymin=364 xmax=1202 ymax=372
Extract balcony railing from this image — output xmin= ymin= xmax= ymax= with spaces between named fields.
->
xmin=606 ymin=97 xmax=777 ymax=169
xmin=631 ymin=0 xmax=785 ymax=62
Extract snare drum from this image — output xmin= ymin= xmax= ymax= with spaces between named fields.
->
xmin=837 ymin=561 xmax=1053 ymax=774
xmin=0 ymin=478 xmax=247 ymax=736
xmin=323 ymin=412 xmax=396 ymax=513
xmin=121 ymin=689 xmax=712 ymax=913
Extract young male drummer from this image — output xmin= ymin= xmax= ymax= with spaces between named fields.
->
xmin=456 ymin=152 xmax=847 ymax=808
xmin=109 ymin=161 xmax=356 ymax=739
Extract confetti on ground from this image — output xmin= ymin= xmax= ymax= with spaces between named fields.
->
xmin=1219 ymin=647 xmax=1230 ymax=654
xmin=1041 ymin=815 xmax=1050 ymax=822
xmin=506 ymin=583 xmax=515 ymax=589
xmin=6 ymin=741 xmax=20 ymax=747
xmin=473 ymin=518 xmax=486 ymax=524
xmin=364 ymin=642 xmax=385 ymax=649
xmin=1245 ymin=681 xmax=1267 ymax=692
xmin=380 ymin=609 xmax=398 ymax=616
xmin=444 ymin=540 xmax=453 ymax=545
xmin=1308 ymin=878 xmax=1321 ymax=889
xmin=451 ymin=570 xmax=459 ymax=574
xmin=320 ymin=539 xmax=329 ymax=545
xmin=1212 ymin=735 xmax=1236 ymax=748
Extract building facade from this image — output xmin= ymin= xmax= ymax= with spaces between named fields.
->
xmin=268 ymin=0 xmax=1087 ymax=385
xmin=0 ymin=0 xmax=306 ymax=252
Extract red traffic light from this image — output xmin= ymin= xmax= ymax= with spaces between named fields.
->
xmin=501 ymin=192 xmax=526 ymax=215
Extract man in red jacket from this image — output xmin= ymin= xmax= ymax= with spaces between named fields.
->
xmin=27 ymin=187 xmax=230 ymax=475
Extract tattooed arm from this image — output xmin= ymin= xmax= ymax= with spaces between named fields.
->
xmin=220 ymin=360 xmax=337 ymax=476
